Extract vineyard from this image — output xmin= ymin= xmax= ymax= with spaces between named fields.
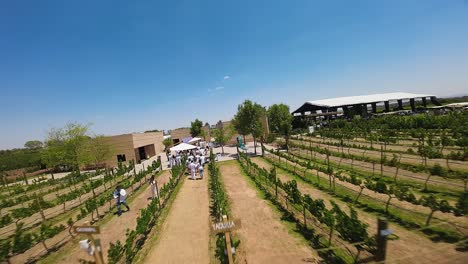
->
xmin=1 ymin=106 xmax=467 ymax=264
xmin=0 ymin=158 xmax=163 ymax=263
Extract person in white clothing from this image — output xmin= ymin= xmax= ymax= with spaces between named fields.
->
xmin=113 ymin=186 xmax=130 ymax=216
xmin=189 ymin=161 xmax=197 ymax=180
xmin=200 ymin=155 xmax=206 ymax=165
xmin=149 ymin=175 xmax=158 ymax=199
xmin=175 ymin=155 xmax=181 ymax=166
xmin=198 ymin=162 xmax=204 ymax=179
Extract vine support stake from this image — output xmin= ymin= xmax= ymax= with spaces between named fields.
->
xmin=375 ymin=218 xmax=389 ymax=262
xmin=302 ymin=202 xmax=307 ymax=229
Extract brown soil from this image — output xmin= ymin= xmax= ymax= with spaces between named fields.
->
xmin=219 ymin=162 xmax=320 ymax=264
xmin=143 ymin=174 xmax=210 ymax=263
xmin=251 ymin=157 xmax=467 ymax=264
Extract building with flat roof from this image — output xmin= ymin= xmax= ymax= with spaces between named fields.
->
xmin=103 ymin=132 xmax=164 ymax=167
xmin=292 ymin=92 xmax=439 ymax=119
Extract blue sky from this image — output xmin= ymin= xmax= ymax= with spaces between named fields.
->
xmin=1 ymin=0 xmax=467 ymax=149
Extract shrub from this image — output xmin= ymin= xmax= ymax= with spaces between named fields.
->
xmin=430 ymin=163 xmax=447 ymax=177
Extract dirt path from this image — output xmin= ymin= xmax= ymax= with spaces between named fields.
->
xmin=143 ymin=175 xmax=210 ymax=263
xmin=31 ymin=171 xmax=171 ymax=264
xmin=251 ymin=157 xmax=467 ymax=264
xmin=219 ymin=162 xmax=319 ymax=263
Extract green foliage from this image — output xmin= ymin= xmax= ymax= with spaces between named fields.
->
xmin=190 ymin=118 xmax=203 ymax=137
xmin=332 ymin=202 xmax=369 ymax=244
xmin=0 ymin=214 xmax=12 ymax=228
xmin=12 ymin=223 xmax=33 ymax=254
xmin=108 ymin=241 xmax=125 ymax=264
xmin=284 ymin=180 xmax=302 ymax=204
xmin=0 ymin=147 xmax=44 ymax=172
xmin=232 ymin=100 xmax=265 ymax=146
xmin=213 ymin=124 xmax=234 ymax=153
xmin=455 ymin=192 xmax=468 ymax=216
xmin=429 ymin=163 xmax=447 ymax=177
xmin=0 ymin=239 xmax=11 ymax=262
xmin=162 ymin=138 xmax=173 ymax=150
xmin=24 ymin=140 xmax=44 ymax=149
xmin=43 ymin=122 xmax=92 ymax=172
xmin=267 ymin=103 xmax=293 ymax=142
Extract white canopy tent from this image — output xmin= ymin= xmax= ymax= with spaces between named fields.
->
xmin=188 ymin=137 xmax=202 ymax=144
xmin=170 ymin=143 xmax=197 ymax=152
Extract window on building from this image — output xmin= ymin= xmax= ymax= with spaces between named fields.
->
xmin=117 ymin=154 xmax=126 ymax=162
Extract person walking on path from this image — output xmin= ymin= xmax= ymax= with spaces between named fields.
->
xmin=176 ymin=154 xmax=181 ymax=166
xmin=149 ymin=175 xmax=158 ymax=199
xmin=198 ymin=162 xmax=204 ymax=179
xmin=113 ymin=186 xmax=130 ymax=216
xmin=189 ymin=160 xmax=197 ymax=180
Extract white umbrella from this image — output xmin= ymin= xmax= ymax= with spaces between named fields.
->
xmin=188 ymin=137 xmax=202 ymax=143
xmin=170 ymin=143 xmax=197 ymax=152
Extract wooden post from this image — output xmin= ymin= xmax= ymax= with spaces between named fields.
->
xmin=222 ymin=215 xmax=234 ymax=264
xmin=303 ymin=202 xmax=307 ymax=229
xmin=275 ymin=173 xmax=278 ymax=199
xmin=376 ymin=218 xmax=388 ymax=262
xmin=86 ymin=234 xmax=104 ymax=264
xmin=380 ymin=146 xmax=384 ymax=177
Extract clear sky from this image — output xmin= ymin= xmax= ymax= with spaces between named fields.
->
xmin=1 ymin=0 xmax=467 ymax=149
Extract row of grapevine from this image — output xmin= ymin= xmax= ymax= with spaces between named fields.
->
xmin=107 ymin=161 xmax=185 ymax=264
xmin=207 ymin=151 xmax=240 ymax=263
xmin=263 ymin=148 xmax=467 ymax=243
xmin=238 ymin=153 xmax=374 ymax=264
xmin=287 ymin=141 xmax=467 ymax=214
xmin=288 ymin=138 xmax=467 ymax=182
xmin=0 ymin=170 xmax=99 ymax=213
xmin=288 ymin=141 xmax=464 ymax=195
xmin=0 ymin=169 xmax=127 ymax=235
xmin=284 ymin=146 xmax=465 ymax=218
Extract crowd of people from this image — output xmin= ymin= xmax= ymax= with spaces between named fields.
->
xmin=167 ymin=145 xmax=209 ymax=180
xmin=113 ymin=144 xmax=211 ymax=216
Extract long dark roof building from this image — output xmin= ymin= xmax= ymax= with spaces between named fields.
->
xmin=292 ymin=92 xmax=439 ymax=118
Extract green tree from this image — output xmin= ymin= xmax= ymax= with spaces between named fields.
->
xmin=87 ymin=135 xmax=113 ymax=168
xmin=24 ymin=140 xmax=43 ymax=149
xmin=190 ymin=119 xmax=203 ymax=137
xmin=233 ymin=100 xmax=265 ymax=154
xmin=267 ymin=103 xmax=293 ymax=150
xmin=213 ymin=124 xmax=234 ymax=154
xmin=44 ymin=122 xmax=91 ymax=174
xmin=162 ymin=138 xmax=173 ymax=151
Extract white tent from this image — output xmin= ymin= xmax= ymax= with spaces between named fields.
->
xmin=170 ymin=143 xmax=197 ymax=152
xmin=188 ymin=137 xmax=202 ymax=143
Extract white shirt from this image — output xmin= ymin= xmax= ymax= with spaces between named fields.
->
xmin=189 ymin=162 xmax=197 ymax=172
xmin=113 ymin=189 xmax=127 ymax=202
